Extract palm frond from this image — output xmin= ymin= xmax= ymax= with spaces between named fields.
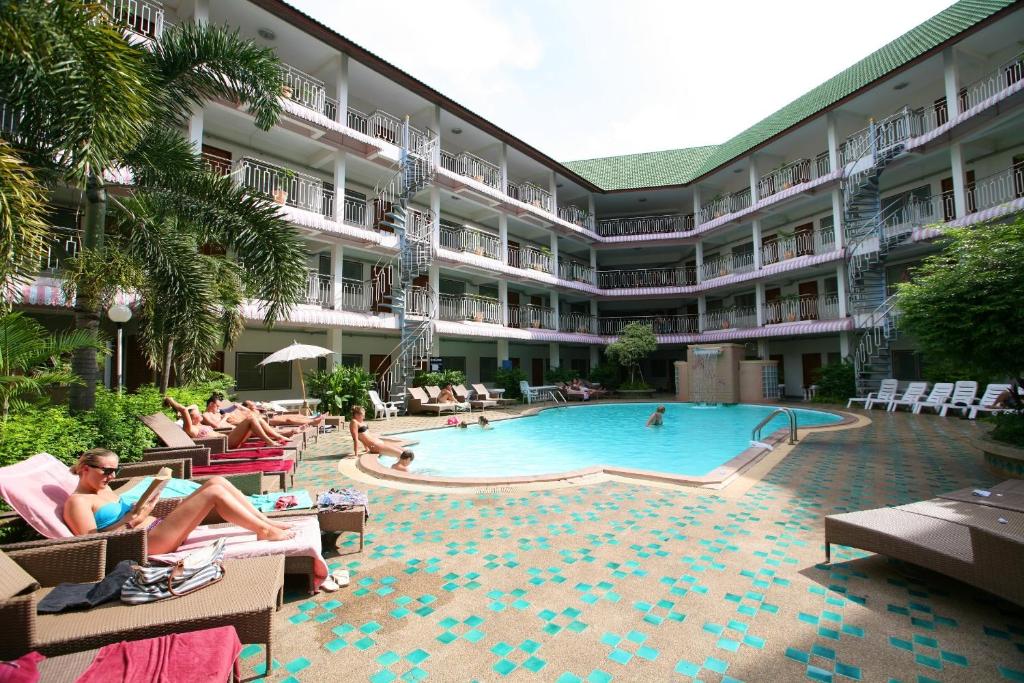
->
xmin=0 ymin=140 xmax=51 ymax=293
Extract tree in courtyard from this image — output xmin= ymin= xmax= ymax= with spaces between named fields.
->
xmin=895 ymin=218 xmax=1024 ymax=384
xmin=604 ymin=322 xmax=657 ymax=387
xmin=0 ymin=1 xmax=306 ymax=407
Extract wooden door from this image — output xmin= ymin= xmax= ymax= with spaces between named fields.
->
xmin=507 ymin=291 xmax=520 ymax=328
xmin=794 ymin=222 xmax=814 ymax=256
xmin=801 ymin=353 xmax=823 ymax=389
xmin=941 ymin=177 xmax=955 ymax=221
xmin=507 ymin=239 xmax=521 ymax=269
xmin=798 ymin=281 xmax=819 ymax=320
xmin=531 ymin=357 xmax=544 ymax=386
xmin=764 ymin=287 xmax=782 ymax=324
xmin=761 ymin=234 xmax=779 ymax=265
xmin=371 ymin=265 xmax=392 ymax=313
xmin=370 ymin=354 xmax=392 ymax=397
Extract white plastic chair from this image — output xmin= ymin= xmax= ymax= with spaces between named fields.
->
xmin=519 ymin=380 xmax=541 ymax=404
xmin=938 ymin=381 xmax=979 ymax=417
xmin=847 ymin=379 xmax=898 ymax=409
xmin=912 ymin=383 xmax=955 ymax=414
xmin=368 ymin=390 xmax=399 ymax=420
xmin=886 ymin=382 xmax=929 ymax=412
xmin=966 ymin=383 xmax=1012 ymax=420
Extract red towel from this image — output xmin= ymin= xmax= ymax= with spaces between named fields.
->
xmin=210 ymin=447 xmax=285 ymax=460
xmin=193 ymin=459 xmax=293 ymax=476
xmin=0 ymin=652 xmax=44 ymax=683
xmin=75 ymin=626 xmax=241 ymax=683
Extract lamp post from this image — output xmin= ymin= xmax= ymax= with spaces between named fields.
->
xmin=107 ymin=303 xmax=132 ymax=393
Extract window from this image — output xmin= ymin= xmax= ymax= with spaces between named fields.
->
xmin=439 ymin=279 xmax=466 ymax=295
xmin=340 ymin=354 xmax=362 ymax=368
xmin=480 ymin=357 xmax=497 ymax=383
xmin=478 ymin=285 xmax=499 ymax=300
xmin=569 ymin=358 xmax=590 ymax=376
xmin=733 ymin=292 xmax=756 ymax=310
xmin=235 ymin=352 xmax=292 ymax=391
xmin=342 ymin=260 xmax=363 ymax=281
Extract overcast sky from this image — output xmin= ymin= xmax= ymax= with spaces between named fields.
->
xmin=287 ymin=0 xmax=953 ymax=162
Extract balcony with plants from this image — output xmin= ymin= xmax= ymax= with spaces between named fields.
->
xmin=507 ymin=181 xmax=553 ymax=212
xmin=597 ymin=265 xmax=695 ymax=289
xmin=595 ymin=213 xmax=695 ymax=238
xmin=557 ymin=204 xmax=595 ymax=231
xmin=439 ymin=293 xmax=502 ymax=324
xmin=509 ymin=244 xmax=554 ymax=274
xmin=508 ymin=303 xmax=554 ymax=330
xmin=439 ymin=222 xmax=501 ymax=260
xmin=700 ymin=251 xmax=755 ymax=281
xmin=760 ymin=228 xmax=837 ymax=266
xmin=702 ymin=306 xmax=757 ymax=331
xmin=557 ymin=259 xmax=596 ymax=285
xmin=439 ymin=150 xmax=502 ymax=190
xmin=238 ymin=157 xmax=334 ymax=218
xmin=559 ymin=312 xmax=598 ymax=334
xmin=598 ymin=314 xmax=699 ymax=335
xmin=762 ymin=293 xmax=840 ymax=324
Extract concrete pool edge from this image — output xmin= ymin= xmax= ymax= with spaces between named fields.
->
xmin=354 ymin=403 xmax=863 ymax=490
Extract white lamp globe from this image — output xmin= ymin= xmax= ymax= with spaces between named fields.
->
xmin=107 ymin=303 xmax=133 ymax=324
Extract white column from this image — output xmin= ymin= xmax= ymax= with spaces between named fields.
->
xmin=748 ymin=157 xmax=760 ymax=204
xmin=839 ymin=331 xmax=852 ymax=359
xmin=943 ymin=47 xmax=961 ymax=120
xmin=755 ymin=281 xmax=765 ymax=327
xmin=950 ymin=142 xmax=968 ymax=219
xmin=428 ymin=103 xmax=441 ymax=169
xmin=692 ymin=186 xmax=702 ymax=227
xmin=499 ymin=143 xmax=509 ymax=194
xmin=550 ymin=293 xmax=560 ymax=330
xmin=836 ymin=262 xmax=849 ymax=319
xmin=188 ymin=110 xmax=203 ymax=153
xmin=549 ymin=234 xmax=559 ymax=276
xmin=190 ymin=0 xmax=208 ymax=23
xmin=826 ymin=112 xmax=840 ymax=174
xmin=751 ymin=220 xmax=762 ymax=270
xmin=335 ymin=53 xmax=349 ymax=125
xmin=590 ymin=345 xmax=601 ymax=370
xmin=831 ymin=188 xmax=844 ymax=248
xmin=697 ymin=294 xmax=707 ymax=332
xmin=757 ymin=339 xmax=769 ymax=360
xmin=331 ymin=243 xmax=345 ymax=310
xmin=497 ymin=338 xmax=509 ymax=364
xmin=498 ymin=214 xmax=508 ymax=265
xmin=549 ymin=171 xmax=558 ymax=214
xmin=498 ymin=280 xmax=508 ymax=326
xmin=428 ymin=264 xmax=440 ymax=355
xmin=549 ymin=342 xmax=560 ymax=370
xmin=430 ymin=187 xmax=441 ymax=252
xmin=695 ymin=241 xmax=704 ymax=283
xmin=332 ymin=152 xmax=346 ymax=223
xmin=587 ymin=195 xmax=596 ymax=230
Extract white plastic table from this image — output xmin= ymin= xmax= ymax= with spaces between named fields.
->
xmin=273 ymin=398 xmax=320 ymax=413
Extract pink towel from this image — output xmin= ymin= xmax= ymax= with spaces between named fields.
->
xmin=75 ymin=626 xmax=241 ymax=683
xmin=210 ymin=447 xmax=285 ymax=460
xmin=0 ymin=652 xmax=44 ymax=683
xmin=193 ymin=459 xmax=293 ymax=476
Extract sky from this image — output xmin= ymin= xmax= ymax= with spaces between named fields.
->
xmin=287 ymin=0 xmax=954 ymax=162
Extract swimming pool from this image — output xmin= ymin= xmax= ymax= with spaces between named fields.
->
xmin=390 ymin=403 xmax=842 ymax=479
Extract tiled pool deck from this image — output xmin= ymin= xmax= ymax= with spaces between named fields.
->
xmin=252 ymin=405 xmax=1024 ymax=682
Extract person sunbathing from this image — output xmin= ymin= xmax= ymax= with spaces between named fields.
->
xmin=164 ymin=396 xmax=285 ymax=448
xmin=63 ymin=448 xmax=293 ymax=554
xmin=206 ymin=396 xmax=301 ymax=438
xmin=350 ymin=405 xmax=413 ymax=459
xmin=240 ymin=400 xmax=325 ymax=428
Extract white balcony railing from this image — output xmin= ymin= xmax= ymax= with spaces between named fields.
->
xmin=700 ymin=251 xmax=755 ymax=281
xmin=559 ymin=313 xmax=598 ymax=334
xmin=365 ymin=109 xmax=430 ymax=151
xmin=510 ymin=246 xmax=553 ymax=273
xmin=815 ymin=151 xmax=831 ymax=179
xmin=342 ymin=197 xmax=370 ymax=228
xmin=408 ymin=286 xmax=433 ymax=317
xmin=440 ymin=293 xmax=502 ymax=324
xmin=439 ymin=150 xmax=502 ymax=189
xmin=702 ymin=307 xmax=757 ymax=331
xmin=510 ymin=182 xmax=553 ymax=212
xmin=238 ymin=157 xmax=333 ymax=217
xmin=302 ymin=273 xmax=371 ymax=311
xmin=761 ymin=229 xmax=837 ymax=265
xmin=697 ymin=194 xmax=733 ymax=224
xmin=598 ymin=315 xmax=699 ymax=335
xmin=758 ymin=158 xmax=811 ymax=199
xmin=967 ymin=165 xmax=1024 ymax=214
xmin=439 ymin=224 xmax=501 ymax=259
xmin=281 ymin=63 xmax=336 ymax=119
xmin=509 ymin=304 xmax=554 ymax=329
xmin=346 ymin=107 xmax=369 ymax=134
xmin=106 ymin=0 xmax=164 ymax=40
xmin=39 ymin=227 xmax=82 ymax=276
xmin=764 ymin=294 xmax=840 ymax=324
xmin=597 ymin=266 xmax=695 ymax=289
xmin=558 ymin=205 xmax=595 ymax=231
xmin=959 ymin=53 xmax=1024 ymax=115
xmin=558 ymin=259 xmax=596 ymax=285
xmin=596 ymin=213 xmax=695 ymax=237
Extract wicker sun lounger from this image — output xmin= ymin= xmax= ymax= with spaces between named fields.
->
xmin=141 ymin=412 xmax=302 ymax=457
xmin=406 ymin=387 xmax=459 ymax=415
xmin=0 ymin=539 xmax=284 ymax=672
xmin=825 ymin=489 xmax=1024 ymax=606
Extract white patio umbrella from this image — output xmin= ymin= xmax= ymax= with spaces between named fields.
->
xmin=258 ymin=342 xmax=333 ymax=410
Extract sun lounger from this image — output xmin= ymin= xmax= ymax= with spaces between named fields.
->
xmin=938 ymin=380 xmax=980 ymax=417
xmin=885 ymin=381 xmax=928 ymax=412
xmin=846 ymin=378 xmax=898 ymax=409
xmin=141 ymin=412 xmax=300 ymax=458
xmin=472 ymin=384 xmax=517 ymax=406
xmin=407 ymin=386 xmax=459 ymax=414
xmin=425 ymin=385 xmax=471 ymax=411
xmin=0 ymin=539 xmax=284 ymax=673
xmin=825 ymin=486 xmax=1024 ymax=606
xmin=456 ymin=384 xmax=496 ymax=410
xmin=912 ymin=382 xmax=955 ymax=414
xmin=966 ymin=383 xmax=1013 ymax=420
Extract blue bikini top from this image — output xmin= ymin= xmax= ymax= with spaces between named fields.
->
xmin=94 ymin=498 xmax=132 ymax=530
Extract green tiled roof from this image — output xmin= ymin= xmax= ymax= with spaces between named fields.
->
xmin=563 ymin=0 xmax=1017 ymax=191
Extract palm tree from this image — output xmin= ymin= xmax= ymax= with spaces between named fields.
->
xmin=0 ymin=312 xmax=107 ymax=418
xmin=0 ymin=1 xmax=306 ymax=408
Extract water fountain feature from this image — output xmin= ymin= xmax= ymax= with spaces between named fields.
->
xmin=691 ymin=347 xmax=723 ymax=406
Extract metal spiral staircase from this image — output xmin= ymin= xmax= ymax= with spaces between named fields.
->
xmin=370 ymin=117 xmax=439 ymax=411
xmin=842 ymin=107 xmax=920 ymax=395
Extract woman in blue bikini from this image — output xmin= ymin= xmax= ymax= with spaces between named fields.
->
xmin=63 ymin=448 xmax=294 ymax=554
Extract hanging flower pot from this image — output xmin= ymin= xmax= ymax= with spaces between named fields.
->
xmin=272 ymin=188 xmax=288 ymax=204
xmin=281 ymin=85 xmax=293 ymax=99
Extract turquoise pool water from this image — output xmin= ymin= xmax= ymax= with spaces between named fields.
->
xmin=391 ymin=403 xmax=841 ymax=478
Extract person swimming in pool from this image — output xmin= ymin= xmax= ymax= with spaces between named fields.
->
xmin=392 ymin=451 xmax=414 ymax=471
xmin=478 ymin=416 xmax=491 ymax=429
xmin=646 ymin=405 xmax=666 ymax=427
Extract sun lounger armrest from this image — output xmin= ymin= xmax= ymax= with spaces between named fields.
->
xmin=117 ymin=459 xmax=189 ymax=480
xmin=0 ymin=594 xmax=34 ymax=659
xmin=1 ymin=527 xmax=147 ymax=571
xmin=6 ymin=539 xmax=108 ymax=585
xmin=142 ymin=446 xmax=209 ymax=468
xmin=195 ymin=435 xmax=228 ymax=452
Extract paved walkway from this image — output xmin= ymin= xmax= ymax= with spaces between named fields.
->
xmin=248 ymin=407 xmax=1024 ymax=682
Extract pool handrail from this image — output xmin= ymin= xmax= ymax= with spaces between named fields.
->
xmin=751 ymin=408 xmax=798 ymax=445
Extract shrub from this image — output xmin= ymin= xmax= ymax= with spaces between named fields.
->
xmin=77 ymin=387 xmax=162 ymax=461
xmin=544 ymin=366 xmax=579 ymax=385
xmin=990 ymin=412 xmax=1024 ymax=448
xmin=495 ymin=367 xmax=526 ymax=399
xmin=0 ymin=408 xmax=99 ymax=467
xmin=812 ymin=362 xmax=856 ymax=404
xmin=604 ymin=322 xmax=657 ymax=385
xmin=588 ymin=363 xmax=621 ymax=390
xmin=413 ymin=370 xmax=466 ymax=389
xmin=306 ymin=365 xmax=374 ymax=418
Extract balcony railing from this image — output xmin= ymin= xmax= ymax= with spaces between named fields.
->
xmin=966 ymin=165 xmax=1024 ymax=214
xmin=439 ymin=150 xmax=502 ymax=189
xmin=815 ymin=151 xmax=831 ymax=178
xmin=702 ymin=306 xmax=757 ymax=331
xmin=559 ymin=313 xmax=598 ymax=334
xmin=598 ymin=315 xmax=699 ymax=335
xmin=342 ymin=197 xmax=370 ymax=228
xmin=106 ymin=0 xmax=164 ymax=40
xmin=761 ymin=229 xmax=837 ymax=265
xmin=346 ymin=107 xmax=369 ymax=134
xmin=959 ymin=53 xmax=1024 ymax=115
xmin=557 ymin=259 xmax=596 ymax=285
xmin=39 ymin=227 xmax=82 ymax=276
xmin=697 ymin=194 xmax=732 ymax=224
xmin=510 ymin=246 xmax=553 ymax=273
xmin=758 ymin=159 xmax=811 ymax=199
xmin=558 ymin=205 xmax=595 ymax=231
xmin=597 ymin=266 xmax=695 ymax=289
xmin=281 ymin=63 xmax=336 ymax=119
xmin=763 ymin=294 xmax=840 ymax=324
xmin=440 ymin=293 xmax=502 ymax=324
xmin=365 ymin=109 xmax=430 ymax=151
xmin=238 ymin=157 xmax=333 ymax=217
xmin=510 ymin=182 xmax=553 ymax=212
xmin=408 ymin=286 xmax=432 ymax=317
xmin=201 ymin=152 xmax=232 ymax=177
xmin=302 ymin=272 xmax=371 ymax=311
xmin=596 ymin=213 xmax=694 ymax=237
xmin=509 ymin=304 xmax=554 ymax=329
xmin=439 ymin=224 xmax=501 ymax=259
xmin=701 ymin=251 xmax=755 ymax=281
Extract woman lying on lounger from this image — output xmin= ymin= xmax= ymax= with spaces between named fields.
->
xmin=164 ymin=396 xmax=286 ymax=448
xmin=64 ymin=448 xmax=294 ymax=554
xmin=349 ymin=405 xmax=414 ymax=460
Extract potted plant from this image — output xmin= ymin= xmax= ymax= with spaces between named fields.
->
xmin=472 ymin=311 xmax=485 ymax=322
xmin=281 ymin=83 xmax=293 ymax=99
xmin=273 ymin=168 xmax=295 ymax=205
xmin=777 ymin=230 xmax=795 ymax=259
xmin=721 ymin=317 xmax=731 ymax=329
xmin=473 ymin=245 xmax=485 ymax=256
xmin=530 ymin=319 xmax=541 ymax=328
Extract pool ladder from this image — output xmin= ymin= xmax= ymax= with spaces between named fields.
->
xmin=751 ymin=408 xmax=799 ymax=446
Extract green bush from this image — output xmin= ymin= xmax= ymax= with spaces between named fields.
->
xmin=413 ymin=370 xmax=467 ymax=389
xmin=306 ymin=365 xmax=374 ymax=418
xmin=495 ymin=367 xmax=526 ymax=399
xmin=544 ymin=366 xmax=579 ymax=385
xmin=812 ymin=362 xmax=856 ymax=404
xmin=991 ymin=412 xmax=1024 ymax=447
xmin=0 ymin=408 xmax=99 ymax=467
xmin=77 ymin=387 xmax=162 ymax=461
xmin=588 ymin=363 xmax=621 ymax=390
xmin=619 ymin=380 xmax=653 ymax=390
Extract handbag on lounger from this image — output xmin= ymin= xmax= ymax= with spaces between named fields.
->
xmin=121 ymin=538 xmax=226 ymax=604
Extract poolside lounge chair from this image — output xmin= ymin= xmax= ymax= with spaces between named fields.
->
xmin=885 ymin=381 xmax=929 ymax=412
xmin=369 ymin=390 xmax=399 ymax=420
xmin=424 ymin=385 xmax=471 ymax=411
xmin=406 ymin=386 xmax=458 ymax=414
xmin=825 ymin=487 xmax=1024 ymax=606
xmin=938 ymin=380 xmax=979 ymax=417
xmin=456 ymin=384 xmax=497 ymax=410
xmin=912 ymin=382 xmax=955 ymax=414
xmin=966 ymin=383 xmax=1012 ymax=420
xmin=472 ymin=384 xmax=517 ymax=406
xmin=0 ymin=541 xmax=284 ymax=671
xmin=846 ymin=379 xmax=898 ymax=409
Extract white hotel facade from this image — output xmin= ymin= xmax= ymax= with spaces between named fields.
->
xmin=17 ymin=0 xmax=1024 ymax=399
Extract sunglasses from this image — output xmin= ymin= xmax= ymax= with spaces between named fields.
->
xmin=87 ymin=464 xmax=120 ymax=477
